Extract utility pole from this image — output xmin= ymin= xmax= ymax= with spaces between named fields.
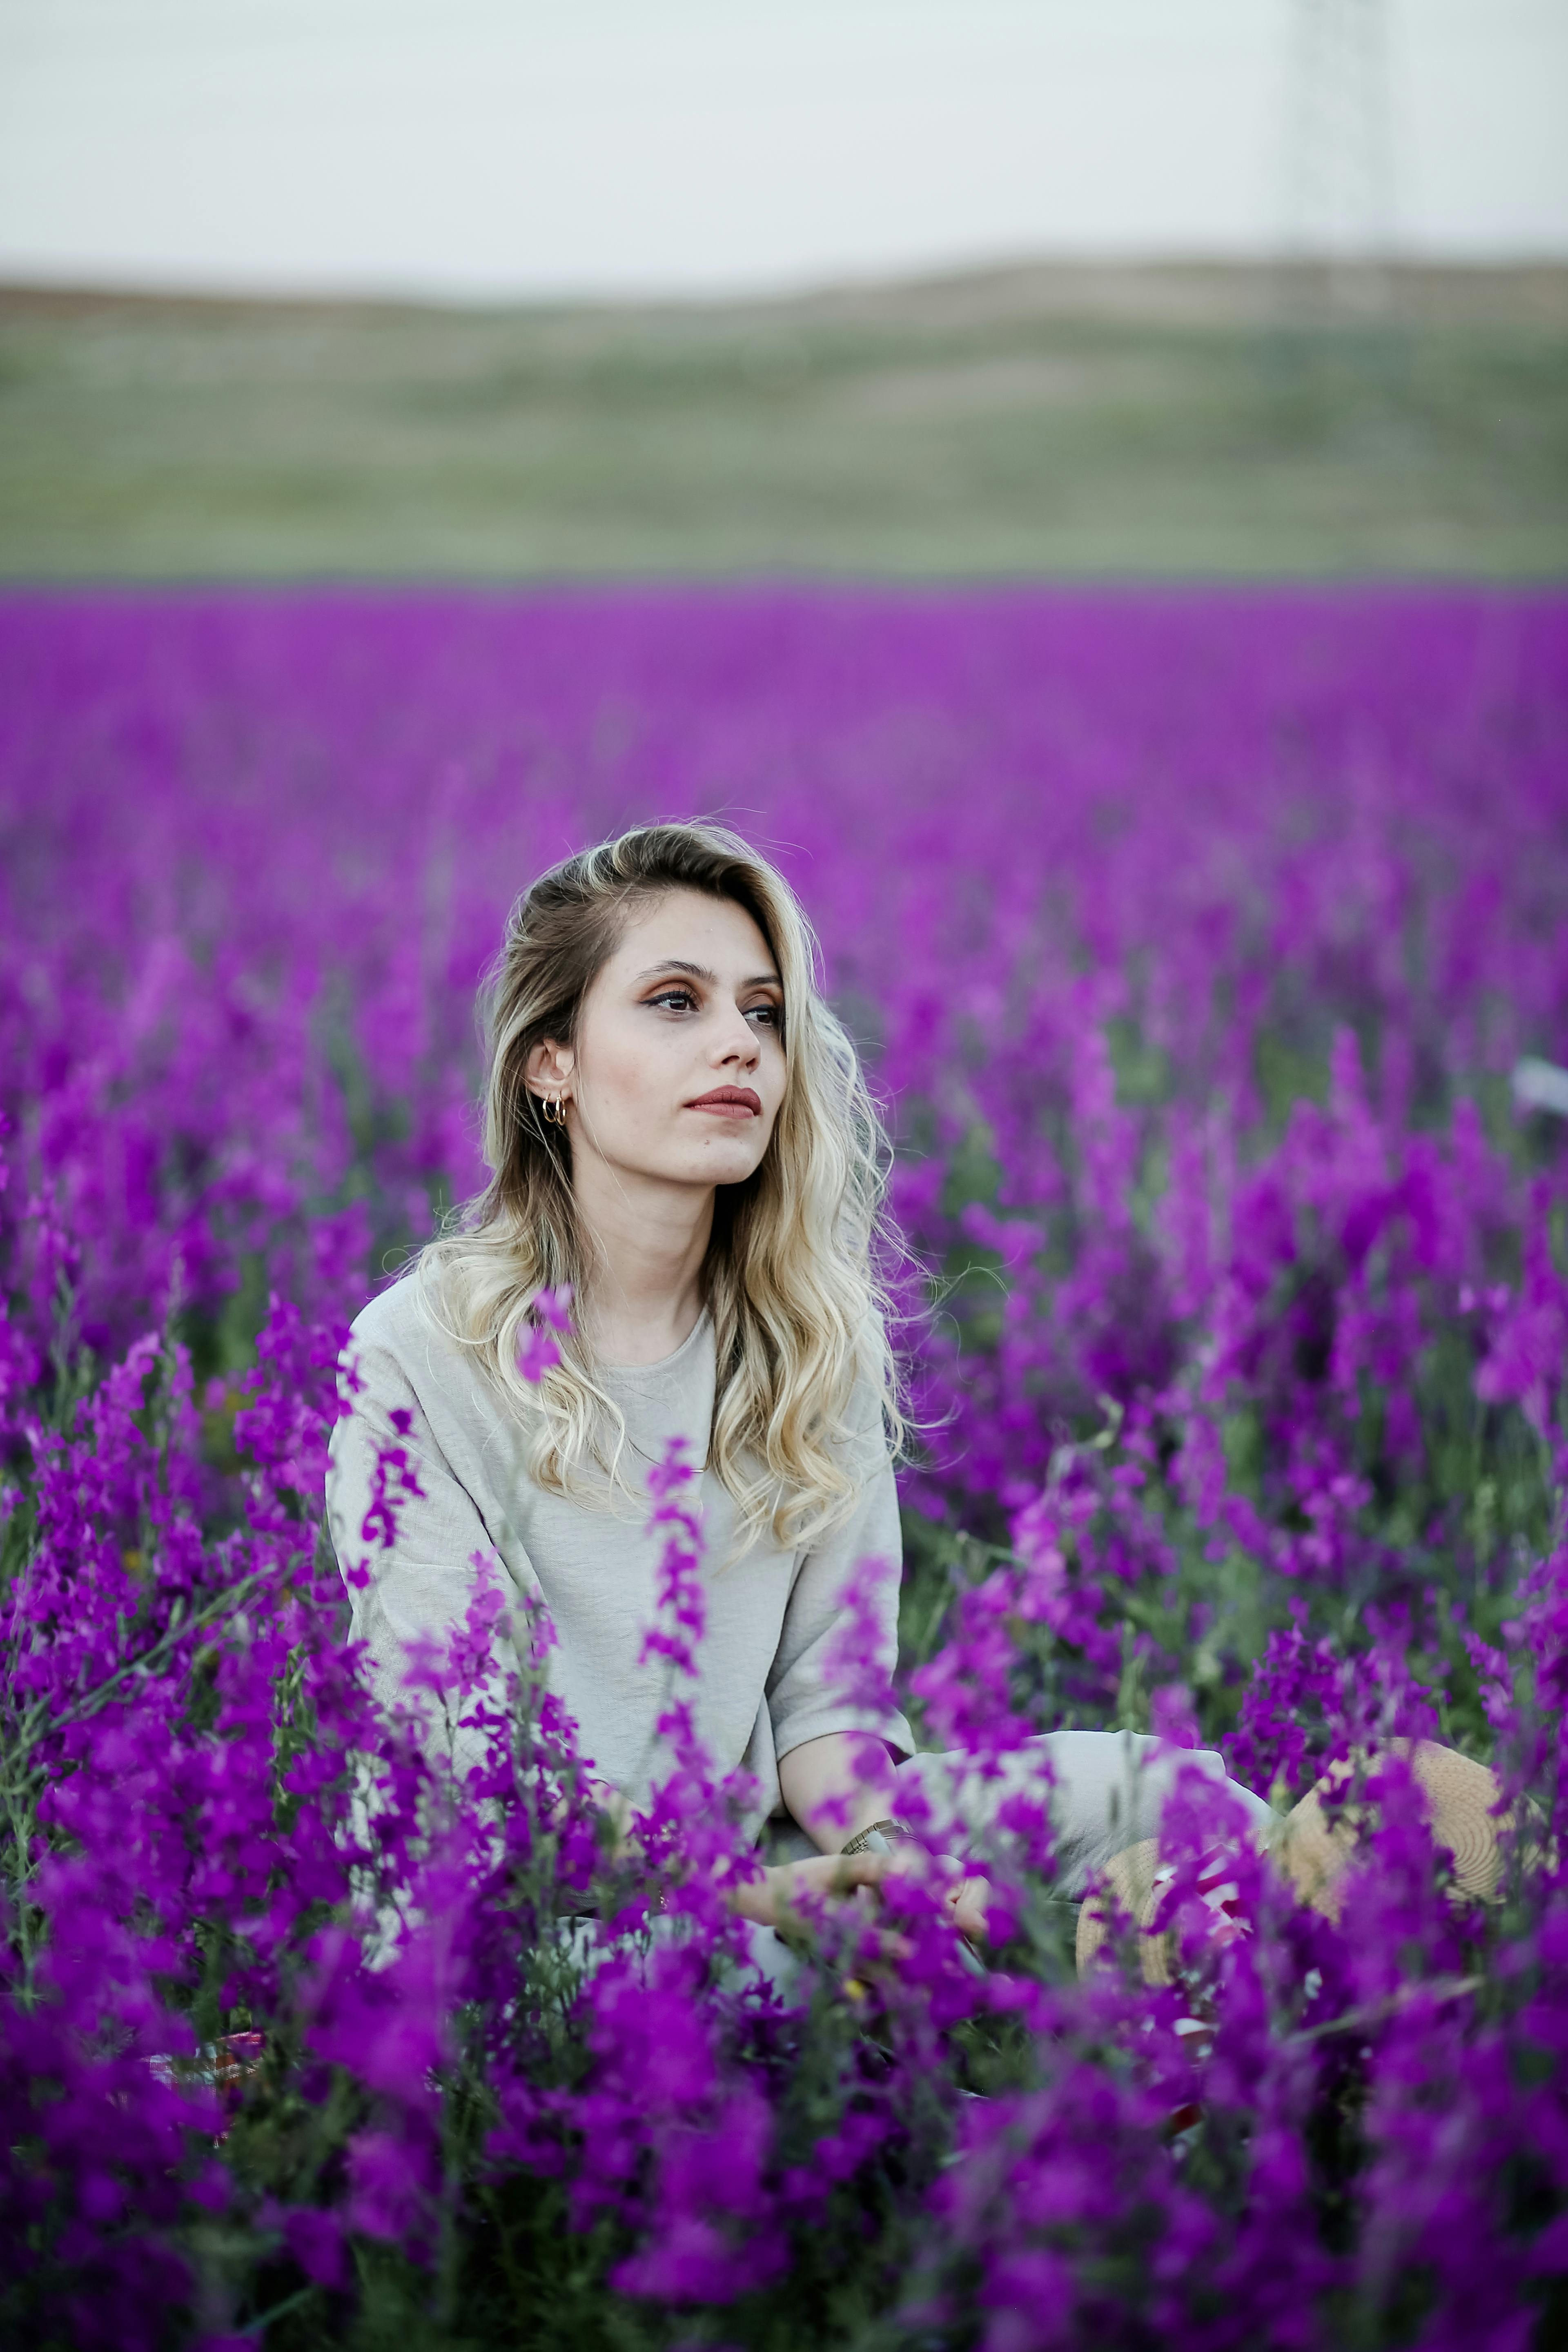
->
xmin=1281 ymin=0 xmax=1396 ymax=317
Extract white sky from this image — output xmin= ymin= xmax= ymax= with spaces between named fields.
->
xmin=0 ymin=0 xmax=1564 ymax=300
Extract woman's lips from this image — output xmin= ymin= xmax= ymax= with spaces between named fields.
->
xmin=686 ymin=1086 xmax=762 ymax=1118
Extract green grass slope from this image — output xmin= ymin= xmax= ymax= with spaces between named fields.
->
xmin=1 ymin=261 xmax=1564 ymax=577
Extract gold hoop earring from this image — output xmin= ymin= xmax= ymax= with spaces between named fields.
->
xmin=543 ymin=1093 xmax=568 ymax=1129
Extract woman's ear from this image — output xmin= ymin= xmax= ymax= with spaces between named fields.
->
xmin=524 ymin=1037 xmax=575 ymax=1101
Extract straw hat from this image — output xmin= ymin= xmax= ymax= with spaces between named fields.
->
xmin=1076 ymin=1738 xmax=1509 ymax=1981
xmin=1271 ymin=1737 xmax=1509 ymax=1924
xmin=1076 ymin=1838 xmax=1174 ymax=1985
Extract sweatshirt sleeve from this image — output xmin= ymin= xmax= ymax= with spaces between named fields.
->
xmin=325 ymin=1322 xmax=543 ymax=1783
xmin=764 ymin=1389 xmax=915 ymax=1766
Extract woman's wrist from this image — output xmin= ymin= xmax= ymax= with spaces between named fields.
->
xmin=840 ymin=1816 xmax=916 ymax=1858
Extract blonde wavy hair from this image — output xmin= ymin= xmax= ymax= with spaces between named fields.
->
xmin=411 ymin=821 xmax=906 ymax=1551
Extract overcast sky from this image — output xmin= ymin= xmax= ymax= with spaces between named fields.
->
xmin=1 ymin=0 xmax=1564 ymax=300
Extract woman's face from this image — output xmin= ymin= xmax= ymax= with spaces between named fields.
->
xmin=531 ymin=888 xmax=787 ymax=1193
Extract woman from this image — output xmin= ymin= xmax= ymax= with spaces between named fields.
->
xmin=325 ymin=822 xmax=1281 ymax=1953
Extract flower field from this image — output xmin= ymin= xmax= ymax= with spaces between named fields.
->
xmin=2 ymin=588 xmax=1567 ymax=2350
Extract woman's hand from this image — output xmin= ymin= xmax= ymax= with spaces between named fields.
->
xmin=722 ymin=1849 xmax=996 ymax=1947
xmin=725 ymin=1851 xmax=890 ymax=1930
xmin=935 ymin=1868 xmax=994 ymax=1942
xmin=879 ymin=1844 xmax=996 ymax=1942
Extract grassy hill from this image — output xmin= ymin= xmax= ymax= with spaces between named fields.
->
xmin=1 ymin=261 xmax=1564 ymax=577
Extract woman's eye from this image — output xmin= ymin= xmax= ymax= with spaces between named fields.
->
xmin=648 ymin=988 xmax=697 ymax=1013
xmin=745 ymin=1004 xmax=780 ymax=1028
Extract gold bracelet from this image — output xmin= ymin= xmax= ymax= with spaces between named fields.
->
xmin=841 ymin=1817 xmax=914 ymax=1858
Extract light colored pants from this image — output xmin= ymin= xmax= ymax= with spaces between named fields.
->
xmin=761 ymin=1729 xmax=1278 ymax=1899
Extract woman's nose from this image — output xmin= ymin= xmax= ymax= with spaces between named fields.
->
xmin=716 ymin=1009 xmax=760 ymax=1064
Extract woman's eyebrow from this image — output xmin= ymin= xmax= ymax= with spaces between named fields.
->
xmin=634 ymin=960 xmax=782 ymax=989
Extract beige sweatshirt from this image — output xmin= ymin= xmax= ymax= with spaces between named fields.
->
xmin=324 ymin=1277 xmax=913 ymax=1841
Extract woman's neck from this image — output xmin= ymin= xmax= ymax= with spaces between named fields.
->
xmin=572 ymin=1157 xmax=715 ymax=1369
